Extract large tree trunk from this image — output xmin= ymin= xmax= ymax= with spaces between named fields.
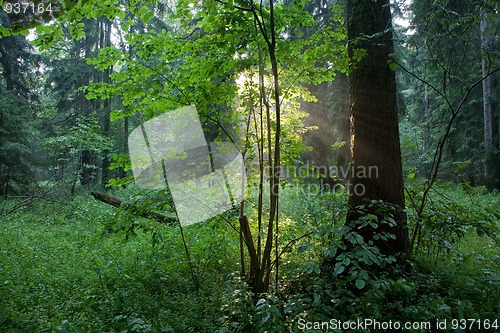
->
xmin=346 ymin=0 xmax=409 ymax=255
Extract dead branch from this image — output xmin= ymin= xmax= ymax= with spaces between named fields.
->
xmin=90 ymin=192 xmax=178 ymax=226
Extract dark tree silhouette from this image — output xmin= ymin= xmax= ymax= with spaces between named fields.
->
xmin=346 ymin=0 xmax=410 ymax=255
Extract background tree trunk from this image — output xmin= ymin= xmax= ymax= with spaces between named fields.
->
xmin=79 ymin=20 xmax=98 ymax=187
xmin=481 ymin=9 xmax=494 ymax=189
xmin=101 ymin=18 xmax=112 ymax=188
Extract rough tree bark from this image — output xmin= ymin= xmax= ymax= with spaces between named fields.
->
xmin=346 ymin=0 xmax=410 ymax=256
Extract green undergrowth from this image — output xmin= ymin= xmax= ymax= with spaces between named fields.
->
xmin=0 ymin=193 xmax=239 ymax=333
xmin=218 ymin=184 xmax=499 ymax=333
xmin=0 ymin=182 xmax=498 ymax=332
xmin=218 ymin=244 xmax=498 ymax=333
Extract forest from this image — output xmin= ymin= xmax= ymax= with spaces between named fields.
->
xmin=0 ymin=0 xmax=499 ymax=332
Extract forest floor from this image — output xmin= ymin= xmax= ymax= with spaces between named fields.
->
xmin=0 ymin=185 xmax=498 ymax=332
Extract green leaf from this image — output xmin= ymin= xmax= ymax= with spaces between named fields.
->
xmin=388 ymin=59 xmax=398 ymax=71
xmin=0 ymin=27 xmax=12 ymax=37
xmin=355 ymin=279 xmax=366 ymax=289
xmin=334 ymin=262 xmax=345 ymax=275
xmin=342 ymin=257 xmax=351 ymax=266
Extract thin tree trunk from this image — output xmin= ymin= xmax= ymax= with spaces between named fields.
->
xmin=101 ymin=19 xmax=112 ymax=188
xmin=492 ymin=73 xmax=499 ymax=153
xmin=120 ymin=117 xmax=129 ymax=181
xmin=481 ymin=9 xmax=494 ymax=189
xmin=80 ymin=20 xmax=97 ymax=186
xmin=255 ymin=0 xmax=282 ymax=293
xmin=236 ymin=0 xmax=282 ymax=293
xmin=423 ymin=84 xmax=430 ymax=150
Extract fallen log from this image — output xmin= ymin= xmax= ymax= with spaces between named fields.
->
xmin=90 ymin=192 xmax=178 ymax=226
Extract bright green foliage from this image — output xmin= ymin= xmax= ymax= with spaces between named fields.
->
xmin=85 ymin=0 xmax=347 ymax=121
xmin=108 ymin=153 xmax=134 ymax=187
xmin=83 ymin=0 xmax=348 ymax=201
